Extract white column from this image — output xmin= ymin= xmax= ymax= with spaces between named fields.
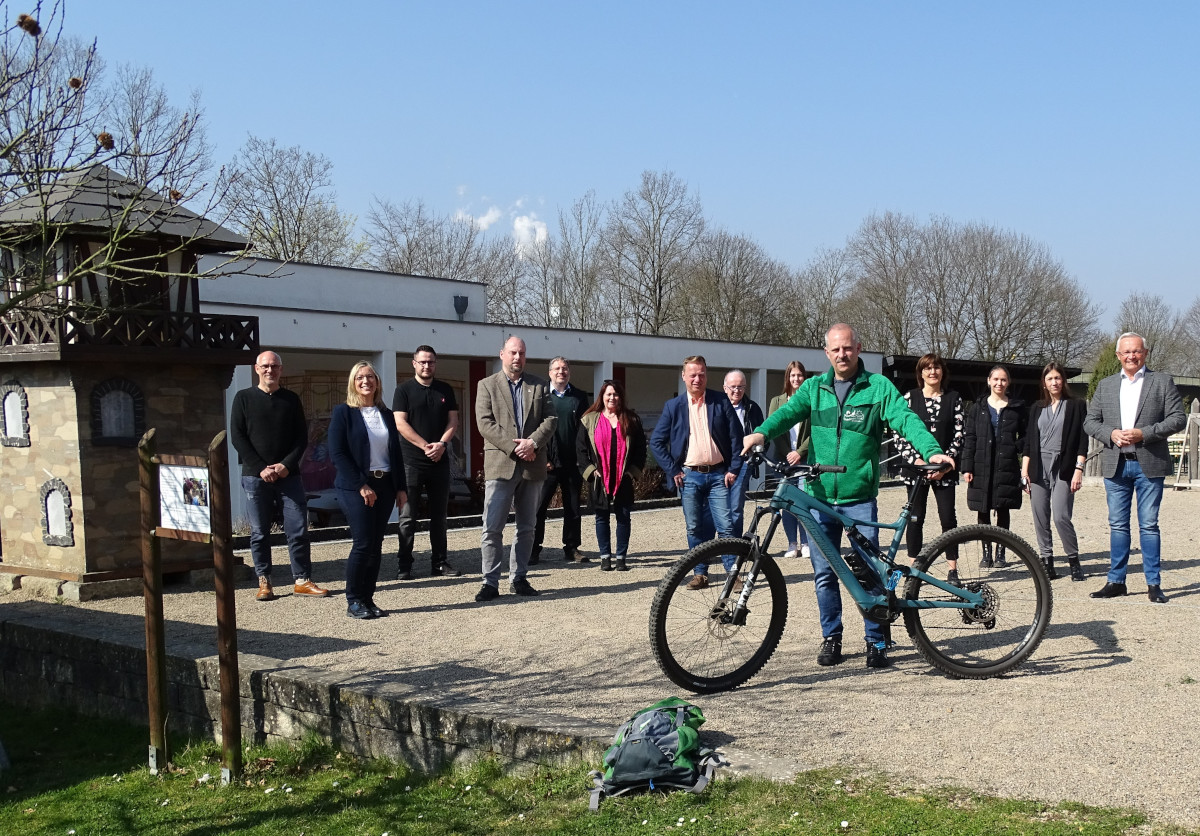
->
xmin=225 ymin=364 xmax=256 ymax=526
xmin=593 ymin=360 xmax=613 ymax=400
xmin=374 ymin=350 xmax=398 ymax=402
xmin=747 ymin=367 xmax=770 ymax=490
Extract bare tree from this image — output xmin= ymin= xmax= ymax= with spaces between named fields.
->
xmin=218 ymin=135 xmax=366 ymax=267
xmin=784 ymin=247 xmax=858 ymax=348
xmin=847 ymin=211 xmax=923 ymax=355
xmin=0 ymin=2 xmax=237 ymax=319
xmin=367 ymin=197 xmax=489 ymax=280
xmin=603 ymin=170 xmax=704 ymax=335
xmin=675 ymin=230 xmax=789 ymax=343
xmin=554 ymin=190 xmax=607 ymax=330
xmin=1117 ymin=292 xmax=1194 ymax=375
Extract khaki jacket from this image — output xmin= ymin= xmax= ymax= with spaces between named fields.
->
xmin=475 ymin=371 xmax=557 ymax=481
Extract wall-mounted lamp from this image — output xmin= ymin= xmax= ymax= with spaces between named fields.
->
xmin=453 ymin=295 xmax=469 ymax=322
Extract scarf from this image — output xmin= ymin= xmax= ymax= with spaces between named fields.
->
xmin=594 ymin=414 xmax=627 ymax=499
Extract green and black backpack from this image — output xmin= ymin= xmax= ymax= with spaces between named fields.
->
xmin=589 ymin=697 xmax=727 ymax=810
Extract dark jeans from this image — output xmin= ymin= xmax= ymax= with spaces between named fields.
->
xmin=242 ymin=472 xmax=311 ymax=581
xmin=595 ymin=503 xmax=633 ymax=558
xmin=533 ymin=465 xmax=583 ymax=555
xmin=339 ymin=475 xmax=396 ymax=604
xmin=906 ymin=483 xmax=958 ymax=559
xmin=397 ymin=460 xmax=450 ymax=570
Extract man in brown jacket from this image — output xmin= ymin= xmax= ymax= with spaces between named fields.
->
xmin=473 ymin=336 xmax=557 ymax=602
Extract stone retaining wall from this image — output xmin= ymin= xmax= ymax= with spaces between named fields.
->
xmin=0 ymin=606 xmax=607 ymax=772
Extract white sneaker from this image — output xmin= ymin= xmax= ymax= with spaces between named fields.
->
xmin=783 ymin=548 xmax=798 ymax=559
xmin=801 ymin=545 xmax=811 ymax=558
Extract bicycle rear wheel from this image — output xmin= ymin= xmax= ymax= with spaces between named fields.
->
xmin=903 ymin=525 xmax=1051 ymax=679
xmin=649 ymin=538 xmax=788 ymax=693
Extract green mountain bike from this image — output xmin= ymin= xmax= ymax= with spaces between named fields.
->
xmin=650 ymin=449 xmax=1052 ymax=692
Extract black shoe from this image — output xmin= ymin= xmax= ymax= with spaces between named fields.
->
xmin=615 ymin=557 xmax=629 ymax=571
xmin=474 ymin=584 xmax=499 ymax=603
xmin=1147 ymin=584 xmax=1168 ymax=604
xmin=347 ymin=600 xmax=375 ymax=619
xmin=946 ymin=568 xmax=960 ymax=586
xmin=510 ymin=578 xmax=540 ymax=596
xmin=980 ymin=541 xmax=992 ymax=569
xmin=1090 ymin=582 xmax=1128 ymax=599
xmin=993 ymin=546 xmax=1008 ymax=569
xmin=1068 ymin=558 xmax=1085 ymax=582
xmin=600 ymin=556 xmax=613 ymax=571
xmin=563 ymin=548 xmax=576 ymax=563
xmin=866 ymin=641 xmax=892 ymax=669
xmin=817 ymin=636 xmax=843 ymax=666
xmin=396 ymin=568 xmax=414 ymax=581
xmin=1044 ymin=559 xmax=1059 ymax=580
xmin=528 ymin=554 xmax=541 ymax=566
xmin=365 ymin=600 xmax=386 ymax=618
xmin=431 ymin=561 xmax=461 ymax=577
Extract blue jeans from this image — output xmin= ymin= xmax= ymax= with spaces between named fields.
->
xmin=683 ymin=468 xmax=735 ymax=575
xmin=338 ymin=477 xmax=396 ymax=604
xmin=781 ymin=511 xmax=808 ymax=551
xmin=595 ymin=504 xmax=632 ymax=558
xmin=242 ymin=473 xmax=312 ymax=581
xmin=1104 ymin=457 xmax=1165 ymax=586
xmin=812 ymin=499 xmax=887 ymax=644
xmin=728 ymin=465 xmax=751 ymax=538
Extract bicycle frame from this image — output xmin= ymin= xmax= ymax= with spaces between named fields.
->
xmin=745 ymin=477 xmax=984 ymax=615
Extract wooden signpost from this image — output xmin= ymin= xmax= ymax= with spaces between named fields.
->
xmin=138 ymin=428 xmax=242 ymax=783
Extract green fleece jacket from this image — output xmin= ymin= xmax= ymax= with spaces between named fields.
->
xmin=756 ymin=361 xmax=943 ymax=505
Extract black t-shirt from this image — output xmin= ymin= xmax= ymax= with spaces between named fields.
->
xmin=391 ymin=378 xmax=459 ymax=465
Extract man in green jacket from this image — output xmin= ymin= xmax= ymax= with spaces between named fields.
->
xmin=743 ymin=324 xmax=951 ymax=669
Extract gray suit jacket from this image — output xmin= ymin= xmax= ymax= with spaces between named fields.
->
xmin=1083 ymin=369 xmax=1186 ymax=479
xmin=475 ymin=372 xmax=557 ymax=481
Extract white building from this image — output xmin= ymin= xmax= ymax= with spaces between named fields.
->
xmin=198 ymin=256 xmax=878 ymax=523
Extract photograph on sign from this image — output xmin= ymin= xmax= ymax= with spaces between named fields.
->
xmin=160 ymin=464 xmax=211 ymax=534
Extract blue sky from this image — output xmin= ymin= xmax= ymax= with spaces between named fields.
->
xmin=66 ymin=1 xmax=1198 ymax=326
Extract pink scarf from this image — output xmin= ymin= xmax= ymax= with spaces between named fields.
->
xmin=594 ymin=414 xmax=627 ymax=499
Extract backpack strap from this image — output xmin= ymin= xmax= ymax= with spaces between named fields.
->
xmin=588 ymin=770 xmax=605 ymax=811
xmin=686 ymin=750 xmax=730 ymax=795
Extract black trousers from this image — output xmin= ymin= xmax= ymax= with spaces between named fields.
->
xmin=906 ymin=483 xmax=958 ymax=558
xmin=397 ymin=461 xmax=450 ymax=570
xmin=533 ymin=465 xmax=583 ymax=554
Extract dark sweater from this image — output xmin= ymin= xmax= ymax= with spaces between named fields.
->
xmin=547 ymin=383 xmax=589 ymax=467
xmin=230 ymin=386 xmax=308 ymax=477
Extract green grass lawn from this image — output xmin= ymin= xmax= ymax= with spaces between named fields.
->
xmin=0 ymin=703 xmax=1191 ymax=836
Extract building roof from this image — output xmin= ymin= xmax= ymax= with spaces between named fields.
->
xmin=0 ymin=164 xmax=247 ymax=253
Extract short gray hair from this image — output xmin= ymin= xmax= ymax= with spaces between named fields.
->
xmin=825 ymin=322 xmax=858 ymax=347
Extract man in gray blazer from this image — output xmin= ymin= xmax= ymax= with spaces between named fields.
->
xmin=473 ymin=336 xmax=558 ymax=602
xmin=1084 ymin=332 xmax=1186 ymax=603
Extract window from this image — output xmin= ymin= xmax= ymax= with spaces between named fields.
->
xmin=40 ymin=478 xmax=74 ymax=547
xmin=90 ymin=378 xmax=145 ymax=446
xmin=0 ymin=380 xmax=30 ymax=447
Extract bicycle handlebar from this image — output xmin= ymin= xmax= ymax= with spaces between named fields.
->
xmin=746 ymin=445 xmax=846 ymax=476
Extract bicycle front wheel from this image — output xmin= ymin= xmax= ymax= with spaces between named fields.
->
xmin=903 ymin=525 xmax=1051 ymax=679
xmin=649 ymin=538 xmax=788 ymax=693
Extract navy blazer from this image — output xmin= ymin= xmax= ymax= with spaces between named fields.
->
xmin=328 ymin=403 xmax=408 ymax=494
xmin=649 ymin=389 xmax=744 ymax=487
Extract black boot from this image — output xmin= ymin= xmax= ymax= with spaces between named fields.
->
xmin=1068 ymin=556 xmax=1085 ymax=582
xmin=993 ymin=545 xmax=1008 ymax=568
xmin=980 ymin=541 xmax=993 ymax=569
xmin=615 ymin=557 xmax=629 ymax=572
xmin=1044 ymin=556 xmax=1059 ymax=580
xmin=600 ymin=555 xmax=613 ymax=571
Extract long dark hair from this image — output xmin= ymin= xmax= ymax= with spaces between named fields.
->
xmin=584 ymin=379 xmax=636 ymax=436
xmin=782 ymin=360 xmax=807 ymax=397
xmin=1038 ymin=361 xmax=1074 ymax=405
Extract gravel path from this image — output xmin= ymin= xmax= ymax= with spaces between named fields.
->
xmin=7 ymin=481 xmax=1200 ymax=827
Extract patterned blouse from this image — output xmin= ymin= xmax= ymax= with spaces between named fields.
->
xmin=895 ymin=391 xmax=965 ymax=489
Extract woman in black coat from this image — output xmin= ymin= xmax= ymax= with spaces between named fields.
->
xmin=1020 ymin=362 xmax=1088 ymax=581
xmin=961 ymin=364 xmax=1025 ymax=567
xmin=329 ymin=361 xmax=408 ymax=619
xmin=576 ymin=380 xmax=646 ymax=572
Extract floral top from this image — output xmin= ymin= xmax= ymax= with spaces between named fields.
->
xmin=895 ymin=391 xmax=964 ymax=488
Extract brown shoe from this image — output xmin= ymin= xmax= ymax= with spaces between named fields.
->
xmin=686 ymin=574 xmax=709 ymax=590
xmin=293 ymin=579 xmax=329 ymax=597
xmin=255 ymin=577 xmax=275 ymax=602
xmin=730 ymin=578 xmax=745 ymax=594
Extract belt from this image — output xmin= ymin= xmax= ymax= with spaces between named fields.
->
xmin=369 ymin=469 xmax=390 ymax=479
xmin=1120 ymin=452 xmax=1138 ymax=461
xmin=683 ymin=464 xmax=723 ymax=473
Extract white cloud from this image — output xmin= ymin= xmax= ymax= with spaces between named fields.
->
xmin=512 ymin=213 xmax=548 ymax=255
xmin=454 ymin=205 xmax=503 ymax=230
xmin=456 ymin=185 xmax=467 ymax=197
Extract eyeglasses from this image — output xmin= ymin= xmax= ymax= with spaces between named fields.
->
xmin=414 ymin=360 xmax=436 ymax=365
xmin=355 ymin=375 xmax=377 ymax=382
xmin=1117 ymin=350 xmax=1146 ymax=357
xmin=725 ymin=385 xmax=746 ymax=392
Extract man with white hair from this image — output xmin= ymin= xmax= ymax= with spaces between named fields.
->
xmin=723 ymin=369 xmax=764 ymax=539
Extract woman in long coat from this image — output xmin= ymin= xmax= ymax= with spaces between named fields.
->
xmin=576 ymin=380 xmax=646 ymax=572
xmin=961 ymin=364 xmax=1025 ymax=567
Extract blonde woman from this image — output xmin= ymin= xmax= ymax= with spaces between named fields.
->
xmin=329 ymin=362 xmax=408 ymax=619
